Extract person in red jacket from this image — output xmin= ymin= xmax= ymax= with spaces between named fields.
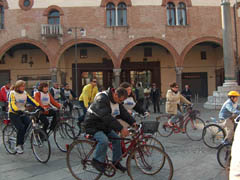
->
xmin=34 ymin=82 xmax=61 ymax=134
xmin=0 ymin=82 xmax=11 ymax=111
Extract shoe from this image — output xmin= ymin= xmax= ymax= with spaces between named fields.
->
xmin=15 ymin=145 xmax=24 ymax=154
xmin=113 ymin=162 xmax=127 ymax=173
xmin=91 ymin=158 xmax=105 ymax=173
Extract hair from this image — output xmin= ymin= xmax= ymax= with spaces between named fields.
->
xmin=38 ymin=82 xmax=49 ymax=92
xmin=119 ymin=82 xmax=136 ymax=101
xmin=115 ymin=87 xmax=128 ymax=99
xmin=90 ymin=77 xmax=97 ymax=82
xmin=170 ymin=82 xmax=178 ymax=88
xmin=12 ymin=80 xmax=25 ymax=91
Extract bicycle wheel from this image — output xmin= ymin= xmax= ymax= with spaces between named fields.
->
xmin=185 ymin=117 xmax=205 ymax=141
xmin=142 ymin=136 xmax=165 ymax=151
xmin=217 ymin=143 xmax=232 ymax=168
xmin=54 ymin=122 xmax=75 ymax=152
xmin=127 ymin=144 xmax=173 ymax=180
xmin=66 ymin=139 xmax=102 ymax=180
xmin=202 ymin=124 xmax=225 ymax=149
xmin=31 ymin=129 xmax=51 ymax=163
xmin=68 ymin=116 xmax=81 ymax=137
xmin=156 ymin=116 xmax=173 ymax=137
xmin=2 ymin=124 xmax=17 ymax=154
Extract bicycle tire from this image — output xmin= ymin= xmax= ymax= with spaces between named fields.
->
xmin=142 ymin=136 xmax=165 ymax=151
xmin=2 ymin=124 xmax=17 ymax=154
xmin=68 ymin=116 xmax=81 ymax=137
xmin=156 ymin=116 xmax=173 ymax=137
xmin=217 ymin=143 xmax=232 ymax=168
xmin=66 ymin=139 xmax=102 ymax=180
xmin=202 ymin=124 xmax=226 ymax=149
xmin=127 ymin=144 xmax=173 ymax=180
xmin=54 ymin=122 xmax=75 ymax=152
xmin=185 ymin=117 xmax=205 ymax=141
xmin=31 ymin=129 xmax=51 ymax=163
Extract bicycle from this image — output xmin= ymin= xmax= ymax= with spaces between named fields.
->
xmin=157 ymin=105 xmax=205 ymax=141
xmin=66 ymin=123 xmax=174 ymax=180
xmin=2 ymin=109 xmax=51 ymax=163
xmin=202 ymin=118 xmax=226 ymax=149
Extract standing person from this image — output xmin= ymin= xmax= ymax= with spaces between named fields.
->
xmin=219 ymin=91 xmax=240 ymax=143
xmin=60 ymin=83 xmax=77 ymax=112
xmin=34 ymin=82 xmax=61 ymax=134
xmin=0 ymin=81 xmax=11 ymax=111
xmin=79 ymin=78 xmax=98 ymax=121
xmin=8 ymin=80 xmax=41 ymax=154
xmin=166 ymin=82 xmax=191 ymax=132
xmin=143 ymin=86 xmax=151 ymax=112
xmin=150 ymin=83 xmax=161 ymax=113
xmin=181 ymin=84 xmax=192 ymax=102
xmin=136 ymin=82 xmax=144 ymax=105
xmin=50 ymin=83 xmax=61 ymax=102
xmin=84 ymin=87 xmax=136 ymax=173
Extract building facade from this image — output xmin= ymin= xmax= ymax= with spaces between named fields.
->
xmin=0 ymin=0 xmax=239 ymax=97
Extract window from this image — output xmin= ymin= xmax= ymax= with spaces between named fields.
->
xmin=106 ymin=3 xmax=116 ymax=27
xmin=23 ymin=0 xmax=30 ymax=7
xmin=0 ymin=5 xmax=4 ymax=29
xmin=19 ymin=0 xmax=33 ymax=11
xmin=201 ymin=51 xmax=207 ymax=60
xmin=144 ymin=48 xmax=152 ymax=57
xmin=80 ymin=49 xmax=88 ymax=58
xmin=48 ymin=10 xmax=60 ymax=24
xmin=178 ymin=2 xmax=187 ymax=26
xmin=167 ymin=2 xmax=176 ymax=26
xmin=117 ymin=3 xmax=127 ymax=26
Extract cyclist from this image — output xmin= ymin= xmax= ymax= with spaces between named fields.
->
xmin=60 ymin=83 xmax=76 ymax=113
xmin=8 ymin=80 xmax=41 ymax=154
xmin=219 ymin=91 xmax=240 ymax=143
xmin=34 ymin=82 xmax=61 ymax=134
xmin=166 ymin=82 xmax=191 ymax=132
xmin=84 ymin=87 xmax=136 ymax=173
xmin=50 ymin=82 xmax=61 ymax=102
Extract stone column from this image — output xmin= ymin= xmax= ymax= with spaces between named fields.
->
xmin=113 ymin=68 xmax=121 ymax=88
xmin=222 ymin=0 xmax=238 ymax=86
xmin=50 ymin=67 xmax=57 ymax=87
xmin=175 ymin=67 xmax=183 ymax=91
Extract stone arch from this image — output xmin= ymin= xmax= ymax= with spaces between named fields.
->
xmin=180 ymin=36 xmax=223 ymax=66
xmin=118 ymin=37 xmax=180 ymax=67
xmin=162 ymin=0 xmax=192 ymax=7
xmin=101 ymin=0 xmax=132 ymax=7
xmin=43 ymin=5 xmax=64 ymax=16
xmin=55 ymin=38 xmax=117 ymax=67
xmin=0 ymin=0 xmax=8 ymax=9
xmin=0 ymin=38 xmax=53 ymax=65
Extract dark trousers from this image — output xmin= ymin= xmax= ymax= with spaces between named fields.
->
xmin=153 ymin=100 xmax=160 ymax=113
xmin=64 ymin=100 xmax=73 ymax=112
xmin=38 ymin=109 xmax=58 ymax=132
xmin=9 ymin=112 xmax=31 ymax=146
xmin=79 ymin=101 xmax=87 ymax=122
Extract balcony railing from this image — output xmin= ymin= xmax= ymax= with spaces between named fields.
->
xmin=41 ymin=24 xmax=63 ymax=37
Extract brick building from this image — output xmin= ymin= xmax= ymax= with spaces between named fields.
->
xmin=0 ymin=0 xmax=238 ymax=97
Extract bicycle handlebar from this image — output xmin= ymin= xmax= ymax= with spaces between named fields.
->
xmin=234 ymin=114 xmax=240 ymax=124
xmin=127 ymin=124 xmax=142 ymax=136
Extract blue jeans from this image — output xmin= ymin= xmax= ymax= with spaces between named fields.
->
xmin=79 ymin=101 xmax=87 ymax=122
xmin=93 ymin=130 xmax=122 ymax=163
xmin=168 ymin=110 xmax=184 ymax=128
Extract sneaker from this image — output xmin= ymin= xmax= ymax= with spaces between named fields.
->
xmin=91 ymin=158 xmax=105 ymax=173
xmin=113 ymin=162 xmax=127 ymax=173
xmin=15 ymin=145 xmax=24 ymax=154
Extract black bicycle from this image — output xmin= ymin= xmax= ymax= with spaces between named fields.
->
xmin=2 ymin=109 xmax=51 ymax=163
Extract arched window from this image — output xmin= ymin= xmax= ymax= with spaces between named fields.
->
xmin=117 ymin=2 xmax=127 ymax=26
xmin=106 ymin=3 xmax=116 ymax=27
xmin=178 ymin=2 xmax=187 ymax=26
xmin=48 ymin=10 xmax=60 ymax=24
xmin=0 ymin=5 xmax=4 ymax=29
xmin=167 ymin=2 xmax=176 ymax=26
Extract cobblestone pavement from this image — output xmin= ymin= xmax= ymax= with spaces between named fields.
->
xmin=0 ymin=101 xmax=228 ymax=180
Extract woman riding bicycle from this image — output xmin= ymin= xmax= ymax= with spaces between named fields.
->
xmin=166 ymin=82 xmax=191 ymax=133
xmin=34 ymin=82 xmax=61 ymax=134
xmin=8 ymin=80 xmax=41 ymax=154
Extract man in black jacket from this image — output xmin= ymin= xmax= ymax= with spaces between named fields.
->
xmin=150 ymin=83 xmax=161 ymax=113
xmin=84 ymin=87 xmax=136 ymax=173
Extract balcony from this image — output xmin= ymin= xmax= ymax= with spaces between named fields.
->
xmin=41 ymin=24 xmax=63 ymax=37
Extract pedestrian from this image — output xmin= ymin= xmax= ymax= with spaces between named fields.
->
xmin=150 ymin=83 xmax=161 ymax=113
xmin=0 ymin=81 xmax=11 ymax=112
xmin=144 ymin=85 xmax=151 ymax=111
xmin=78 ymin=78 xmax=98 ymax=122
xmin=181 ymin=84 xmax=192 ymax=102
xmin=136 ymin=82 xmax=144 ymax=105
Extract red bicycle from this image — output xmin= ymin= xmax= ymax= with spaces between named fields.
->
xmin=66 ymin=123 xmax=173 ymax=180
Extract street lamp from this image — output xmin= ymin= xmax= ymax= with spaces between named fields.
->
xmin=67 ymin=27 xmax=86 ymax=96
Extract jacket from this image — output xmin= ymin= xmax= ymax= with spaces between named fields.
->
xmin=150 ymin=88 xmax=160 ymax=102
xmin=0 ymin=85 xmax=10 ymax=102
xmin=84 ymin=88 xmax=135 ymax=135
xmin=219 ymin=99 xmax=240 ymax=120
xmin=165 ymin=89 xmax=191 ymax=115
xmin=79 ymin=84 xmax=98 ymax=108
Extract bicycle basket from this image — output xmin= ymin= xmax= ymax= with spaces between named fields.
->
xmin=142 ymin=121 xmax=160 ymax=134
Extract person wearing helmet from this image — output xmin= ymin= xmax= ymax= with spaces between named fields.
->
xmin=219 ymin=91 xmax=240 ymax=143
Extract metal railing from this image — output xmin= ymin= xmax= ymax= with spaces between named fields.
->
xmin=41 ymin=24 xmax=63 ymax=37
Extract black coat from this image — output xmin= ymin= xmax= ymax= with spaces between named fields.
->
xmin=84 ymin=88 xmax=135 ymax=135
xmin=150 ymin=88 xmax=160 ymax=102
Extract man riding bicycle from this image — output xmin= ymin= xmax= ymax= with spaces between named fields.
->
xmin=219 ymin=91 xmax=240 ymax=143
xmin=84 ymin=87 xmax=136 ymax=173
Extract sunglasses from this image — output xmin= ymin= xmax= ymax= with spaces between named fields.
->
xmin=92 ymin=81 xmax=97 ymax=83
